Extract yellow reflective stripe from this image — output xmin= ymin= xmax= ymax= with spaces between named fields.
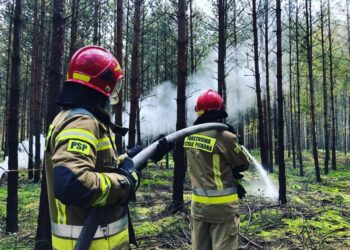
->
xmin=213 ymin=154 xmax=223 ymax=190
xmin=73 ymin=72 xmax=91 ymax=82
xmin=196 ymin=110 xmax=205 ymax=116
xmin=52 ymin=228 xmax=128 ymax=250
xmin=183 ymin=134 xmax=216 ymax=153
xmin=92 ymin=173 xmax=111 ymax=206
xmin=55 ymin=199 xmax=66 ymax=224
xmin=234 ymin=144 xmax=242 ymax=154
xmin=97 ymin=137 xmax=113 ymax=151
xmin=51 ymin=215 xmax=128 ymax=238
xmin=56 ymin=128 xmax=98 ymax=149
xmin=131 ymin=172 xmax=139 ymax=182
xmin=45 ymin=124 xmax=55 ymax=150
xmin=192 ymin=193 xmax=239 ymax=204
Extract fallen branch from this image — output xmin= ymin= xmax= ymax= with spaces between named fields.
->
xmin=239 ymin=232 xmax=263 ymax=249
xmin=181 ymin=228 xmax=190 ymax=242
xmin=318 ymin=227 xmax=348 ymax=248
xmin=246 ymin=203 xmax=252 ymax=225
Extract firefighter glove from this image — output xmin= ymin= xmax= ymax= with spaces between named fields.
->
xmin=236 ymin=183 xmax=246 ymax=199
xmin=232 ymin=172 xmax=244 ymax=180
xmin=232 ymin=172 xmax=246 ymax=199
xmin=115 ymin=157 xmax=140 ymax=202
xmin=126 ymin=145 xmax=143 ymax=158
xmin=152 ymin=137 xmax=174 ymax=162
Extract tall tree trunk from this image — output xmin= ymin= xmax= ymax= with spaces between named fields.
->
xmin=172 ymin=0 xmax=188 ymax=213
xmin=128 ymin=0 xmax=142 ymax=149
xmin=93 ymin=0 xmax=99 ymax=45
xmin=189 ymin=0 xmax=195 ymax=73
xmin=264 ymin=0 xmax=273 ymax=171
xmin=69 ymin=0 xmax=79 ymax=58
xmin=288 ymin=0 xmax=296 ymax=169
xmin=305 ymin=0 xmax=321 ymax=182
xmin=35 ymin=0 xmax=66 ymax=248
xmin=328 ymin=0 xmax=336 ymax=170
xmin=343 ymin=92 xmax=347 ymax=154
xmin=163 ymin=18 xmax=168 ymax=80
xmin=320 ymin=0 xmax=330 ymax=174
xmin=42 ymin=22 xmax=52 ymax=133
xmin=20 ymin=56 xmax=30 ymax=141
xmin=347 ymin=0 xmax=350 ymax=59
xmin=233 ymin=0 xmax=237 ymax=47
xmin=217 ymin=0 xmax=226 ymax=104
xmin=295 ymin=0 xmax=303 ymax=176
xmin=276 ymin=0 xmax=286 ymax=204
xmin=114 ymin=0 xmax=124 ymax=154
xmin=347 ymin=0 xmax=350 ymax=153
xmin=274 ymin=98 xmax=279 ymax=164
xmin=136 ymin=5 xmax=146 ymax=145
xmin=28 ymin=0 xmax=39 ymax=180
xmin=33 ymin=0 xmax=45 ymax=183
xmin=123 ymin=0 xmax=131 ymax=103
xmin=218 ymin=0 xmax=227 ymax=105
xmin=2 ymin=1 xmax=14 ymax=158
xmin=6 ymin=0 xmax=22 ymax=233
xmin=252 ymin=0 xmax=269 ymax=170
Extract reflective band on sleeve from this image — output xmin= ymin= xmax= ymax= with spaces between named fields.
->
xmin=55 ymin=199 xmax=66 ymax=224
xmin=192 ymin=193 xmax=239 ymax=204
xmin=92 ymin=173 xmax=111 ymax=206
xmin=45 ymin=124 xmax=55 ymax=150
xmin=183 ymin=134 xmax=216 ymax=153
xmin=51 ymin=215 xmax=128 ymax=239
xmin=55 ymin=128 xmax=98 ymax=149
xmin=192 ymin=187 xmax=237 ymax=197
xmin=131 ymin=172 xmax=139 ymax=182
xmin=97 ymin=137 xmax=113 ymax=151
xmin=213 ymin=154 xmax=223 ymax=190
xmin=73 ymin=72 xmax=91 ymax=82
xmin=234 ymin=144 xmax=242 ymax=154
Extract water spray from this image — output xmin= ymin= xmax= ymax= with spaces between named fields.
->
xmin=241 ymin=145 xmax=278 ymax=199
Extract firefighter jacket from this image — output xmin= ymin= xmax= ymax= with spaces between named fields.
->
xmin=184 ymin=130 xmax=251 ymax=223
xmin=45 ymin=108 xmax=131 ymax=250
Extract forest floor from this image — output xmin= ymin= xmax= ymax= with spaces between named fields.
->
xmin=0 ymin=150 xmax=349 ymax=249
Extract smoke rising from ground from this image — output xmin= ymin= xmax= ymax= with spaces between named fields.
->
xmin=122 ymin=47 xmax=256 ymax=142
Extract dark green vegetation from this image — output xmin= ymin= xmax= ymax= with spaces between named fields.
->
xmin=1 ymin=152 xmax=349 ymax=249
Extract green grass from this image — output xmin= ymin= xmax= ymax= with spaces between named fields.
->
xmin=0 ymin=179 xmax=40 ymax=250
xmin=239 ymin=150 xmax=350 ymax=249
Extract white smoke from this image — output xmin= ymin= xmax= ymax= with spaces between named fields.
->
xmin=122 ymin=46 xmax=257 ymax=143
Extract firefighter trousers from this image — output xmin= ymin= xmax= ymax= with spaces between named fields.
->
xmin=190 ymin=216 xmax=240 ymax=250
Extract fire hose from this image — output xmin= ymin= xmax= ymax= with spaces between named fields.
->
xmin=74 ymin=122 xmax=229 ymax=250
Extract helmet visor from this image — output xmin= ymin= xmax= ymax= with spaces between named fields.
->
xmin=109 ymin=80 xmax=122 ymax=105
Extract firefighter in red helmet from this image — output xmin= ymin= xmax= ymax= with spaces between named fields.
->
xmin=44 ymin=46 xmax=140 ymax=250
xmin=184 ymin=89 xmax=251 ymax=250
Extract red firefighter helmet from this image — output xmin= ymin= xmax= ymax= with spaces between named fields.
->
xmin=66 ymin=46 xmax=124 ymax=98
xmin=195 ymin=89 xmax=225 ymax=116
